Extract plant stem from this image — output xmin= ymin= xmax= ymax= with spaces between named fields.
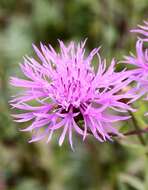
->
xmin=114 ymin=127 xmax=148 ymax=136
xmin=128 ymin=111 xmax=148 ymax=189
xmin=145 ymin=156 xmax=148 ymax=190
xmin=129 ymin=111 xmax=147 ymax=146
xmin=81 ymin=125 xmax=148 ymax=138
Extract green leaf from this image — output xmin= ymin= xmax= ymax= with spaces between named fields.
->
xmin=119 ymin=173 xmax=144 ymax=190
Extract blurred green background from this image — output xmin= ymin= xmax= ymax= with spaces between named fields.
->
xmin=0 ymin=0 xmax=148 ymax=190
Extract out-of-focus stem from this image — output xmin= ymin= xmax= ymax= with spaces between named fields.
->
xmin=81 ymin=125 xmax=148 ymax=138
xmin=145 ymin=156 xmax=148 ymax=190
xmin=129 ymin=111 xmax=147 ymax=146
xmin=128 ymin=112 xmax=148 ymax=189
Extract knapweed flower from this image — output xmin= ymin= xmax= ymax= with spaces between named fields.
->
xmin=10 ymin=40 xmax=137 ymax=149
xmin=124 ymin=21 xmax=148 ymax=114
xmin=131 ymin=21 xmax=148 ymax=41
xmin=124 ymin=40 xmax=148 ymax=78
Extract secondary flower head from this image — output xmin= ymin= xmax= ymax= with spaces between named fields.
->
xmin=124 ymin=21 xmax=148 ymax=97
xmin=124 ymin=40 xmax=148 ymax=77
xmin=10 ymin=40 xmax=137 ymax=149
xmin=123 ymin=21 xmax=148 ymax=117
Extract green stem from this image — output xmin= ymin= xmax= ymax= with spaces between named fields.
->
xmin=128 ymin=111 xmax=148 ymax=189
xmin=129 ymin=111 xmax=147 ymax=146
xmin=145 ymin=156 xmax=148 ymax=190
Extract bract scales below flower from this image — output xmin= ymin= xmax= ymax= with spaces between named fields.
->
xmin=10 ymin=40 xmax=137 ymax=149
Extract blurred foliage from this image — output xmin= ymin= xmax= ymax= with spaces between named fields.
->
xmin=0 ymin=0 xmax=148 ymax=190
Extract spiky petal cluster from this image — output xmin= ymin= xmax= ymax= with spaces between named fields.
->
xmin=10 ymin=41 xmax=137 ymax=149
xmin=124 ymin=40 xmax=148 ymax=77
xmin=124 ymin=21 xmax=148 ymax=98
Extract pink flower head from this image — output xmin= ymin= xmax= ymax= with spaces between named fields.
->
xmin=124 ymin=21 xmax=148 ymax=95
xmin=124 ymin=22 xmax=148 ymax=110
xmin=126 ymin=21 xmax=148 ymax=73
xmin=10 ymin=40 xmax=137 ymax=149
xmin=131 ymin=21 xmax=148 ymax=41
xmin=124 ymin=40 xmax=148 ymax=77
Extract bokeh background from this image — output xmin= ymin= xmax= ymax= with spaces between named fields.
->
xmin=0 ymin=0 xmax=148 ymax=190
